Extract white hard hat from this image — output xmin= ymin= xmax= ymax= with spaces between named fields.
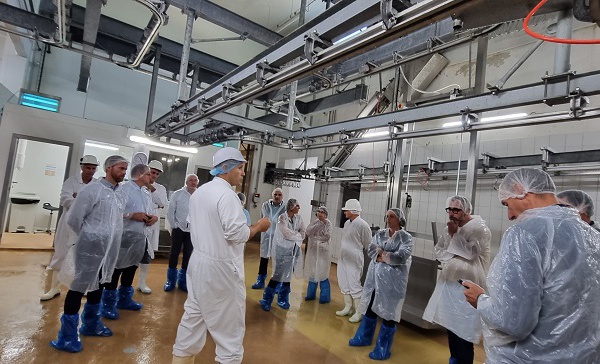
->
xmin=148 ymin=160 xmax=163 ymax=172
xmin=213 ymin=147 xmax=246 ymax=167
xmin=80 ymin=155 xmax=99 ymax=165
xmin=341 ymin=199 xmax=362 ymax=212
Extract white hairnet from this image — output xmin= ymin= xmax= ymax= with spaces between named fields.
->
xmin=498 ymin=168 xmax=556 ymax=202
xmin=446 ymin=195 xmax=472 ymax=214
xmin=286 ymin=198 xmax=299 ymax=211
xmin=557 ymin=189 xmax=594 ymax=217
xmin=317 ymin=205 xmax=328 ymax=216
xmin=272 ymin=188 xmax=283 ymax=197
xmin=104 ymin=155 xmax=128 ymax=170
xmin=388 ymin=207 xmax=406 ymax=227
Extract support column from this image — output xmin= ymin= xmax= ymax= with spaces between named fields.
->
xmin=146 ymin=45 xmax=161 ymax=127
xmin=177 ymin=8 xmax=195 ymax=101
xmin=286 ymin=0 xmax=308 ymax=130
xmin=553 ymin=9 xmax=573 ymax=75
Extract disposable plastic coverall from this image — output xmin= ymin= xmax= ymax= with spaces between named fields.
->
xmin=172 ymin=177 xmax=250 ymax=364
xmin=478 ymin=205 xmax=600 ymax=363
xmin=337 ymin=216 xmax=372 ymax=299
xmin=304 ymin=218 xmax=332 ymax=282
xmin=259 ymin=200 xmax=286 ymax=258
xmin=423 ymin=216 xmax=491 ymax=343
xmin=59 ymin=178 xmax=125 ymax=293
xmin=49 ymin=173 xmax=96 ymax=270
xmin=116 ymin=181 xmax=153 ymax=269
xmin=146 ymin=182 xmax=168 ymax=258
xmin=359 ymin=228 xmax=413 ymax=322
xmin=272 ymin=213 xmax=306 ymax=282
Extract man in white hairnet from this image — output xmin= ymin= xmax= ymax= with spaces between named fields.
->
xmin=42 ymin=155 xmax=99 ymax=301
xmin=251 ymin=187 xmax=285 ymax=289
xmin=51 ymin=155 xmax=128 ymax=353
xmin=463 ymin=168 xmax=600 ymax=364
xmin=336 ymin=199 xmax=372 ymax=323
xmin=136 ymin=160 xmax=169 ymax=294
xmin=423 ymin=195 xmax=491 ymax=364
xmin=557 ymin=189 xmax=600 ymax=231
xmin=172 ymin=147 xmax=271 ymax=364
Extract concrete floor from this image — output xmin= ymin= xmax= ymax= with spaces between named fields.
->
xmin=0 ymin=242 xmax=485 ymax=363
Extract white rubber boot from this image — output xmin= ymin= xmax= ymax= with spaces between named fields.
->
xmin=349 ymin=297 xmax=363 ymax=323
xmin=137 ymin=263 xmax=152 ymax=294
xmin=336 ymin=294 xmax=355 ymax=316
xmin=40 ymin=270 xmax=61 ymax=301
xmin=172 ymin=355 xmax=195 ymax=364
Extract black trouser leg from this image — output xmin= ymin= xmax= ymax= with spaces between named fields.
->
xmin=365 ymin=290 xmax=398 ymax=327
xmin=64 ymin=290 xmax=85 ymax=315
xmin=448 ymin=330 xmax=474 ymax=364
xmin=119 ymin=265 xmax=138 ymax=287
xmin=104 ymin=268 xmax=122 ymax=290
xmin=86 ymin=288 xmax=103 ymax=305
xmin=181 ymin=232 xmax=193 ymax=270
xmin=169 ymin=228 xmax=184 ymax=269
xmin=258 ymin=257 xmax=269 ymax=276
xmin=267 ymin=279 xmax=279 ymax=289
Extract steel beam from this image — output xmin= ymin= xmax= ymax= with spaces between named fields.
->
xmin=168 ymin=0 xmax=282 ymax=47
xmin=77 ymin=0 xmax=103 ymax=92
xmin=0 ymin=3 xmax=57 ymax=38
xmin=146 ymin=46 xmax=161 ymax=126
xmin=295 ymin=84 xmax=368 ymax=115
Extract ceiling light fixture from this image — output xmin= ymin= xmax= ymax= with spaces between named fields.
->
xmin=85 ymin=142 xmax=119 ymax=151
xmin=362 ymin=131 xmax=389 ymax=138
xmin=129 ymin=135 xmax=198 ymax=154
xmin=443 ymin=112 xmax=528 ymax=128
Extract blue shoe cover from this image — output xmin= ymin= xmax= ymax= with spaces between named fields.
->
xmin=369 ymin=324 xmax=397 ymax=360
xmin=79 ymin=303 xmax=113 ymax=337
xmin=277 ymin=285 xmax=291 ymax=310
xmin=116 ymin=285 xmax=143 ymax=311
xmin=259 ymin=286 xmax=276 ymax=311
xmin=349 ymin=315 xmax=377 ymax=346
xmin=251 ymin=274 xmax=266 ymax=289
xmin=101 ymin=289 xmax=119 ymax=320
xmin=50 ymin=313 xmax=82 ymax=353
xmin=177 ymin=269 xmax=188 ymax=292
xmin=164 ymin=267 xmax=177 ymax=291
xmin=305 ymin=281 xmax=318 ymax=300
xmin=319 ymin=279 xmax=331 ymax=304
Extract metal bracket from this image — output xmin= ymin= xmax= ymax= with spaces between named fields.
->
xmin=197 ymin=97 xmax=214 ymax=115
xmin=222 ymin=83 xmax=241 ymax=103
xmin=542 ymin=71 xmax=576 ymax=106
xmin=481 ymin=152 xmax=500 ymax=172
xmin=569 ymin=87 xmax=589 ymax=117
xmin=256 ymin=60 xmax=280 ymax=87
xmin=540 ymin=146 xmax=557 ymax=169
xmin=304 ymin=31 xmax=332 ymax=65
xmin=380 ymin=0 xmax=398 ymax=30
xmin=427 ymin=157 xmax=445 ymax=172
xmin=460 ymin=108 xmax=478 ymax=130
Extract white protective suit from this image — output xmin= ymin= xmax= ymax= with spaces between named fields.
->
xmin=272 ymin=213 xmax=306 ymax=282
xmin=591 ymin=221 xmax=600 ymax=232
xmin=116 ymin=181 xmax=153 ymax=269
xmin=59 ymin=178 xmax=125 ymax=292
xmin=304 ymin=218 xmax=332 ymax=282
xmin=49 ymin=173 xmax=96 ymax=270
xmin=172 ymin=177 xmax=250 ymax=364
xmin=337 ymin=216 xmax=372 ymax=299
xmin=259 ymin=200 xmax=286 ymax=258
xmin=359 ymin=228 xmax=413 ymax=322
xmin=146 ymin=182 xmax=168 ymax=258
xmin=478 ymin=205 xmax=600 ymax=363
xmin=423 ymin=216 xmax=491 ymax=343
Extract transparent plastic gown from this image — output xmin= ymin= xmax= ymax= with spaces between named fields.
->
xmin=260 ymin=201 xmax=286 ymax=258
xmin=359 ymin=228 xmax=413 ymax=322
xmin=116 ymin=181 xmax=153 ymax=269
xmin=271 ymin=213 xmax=306 ymax=282
xmin=59 ymin=179 xmax=126 ymax=293
xmin=422 ymin=216 xmax=491 ymax=343
xmin=304 ymin=218 xmax=332 ymax=282
xmin=479 ymin=205 xmax=600 ymax=363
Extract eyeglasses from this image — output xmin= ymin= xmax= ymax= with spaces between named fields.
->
xmin=445 ymin=207 xmax=463 ymax=213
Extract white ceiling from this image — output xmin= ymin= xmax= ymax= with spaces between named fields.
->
xmin=73 ymin=0 xmax=331 ymax=65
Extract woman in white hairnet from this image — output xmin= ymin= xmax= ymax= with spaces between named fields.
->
xmin=557 ymin=189 xmax=599 ymax=231
xmin=259 ymin=198 xmax=306 ymax=311
xmin=423 ymin=195 xmax=491 ymax=364
xmin=304 ymin=206 xmax=332 ymax=303
xmin=349 ymin=208 xmax=413 ymax=361
xmin=463 ymin=168 xmax=600 ymax=364
xmin=51 ymin=155 xmax=128 ymax=353
xmin=172 ymin=147 xmax=270 ymax=364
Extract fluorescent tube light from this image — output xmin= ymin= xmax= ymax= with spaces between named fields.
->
xmin=443 ymin=113 xmax=528 ymax=128
xmin=363 ymin=131 xmax=389 ymax=138
xmin=129 ymin=135 xmax=198 ymax=154
xmin=85 ymin=142 xmax=119 ymax=151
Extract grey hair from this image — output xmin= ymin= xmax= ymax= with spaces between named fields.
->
xmin=130 ymin=164 xmax=149 ymax=179
xmin=185 ymin=174 xmax=198 ymax=183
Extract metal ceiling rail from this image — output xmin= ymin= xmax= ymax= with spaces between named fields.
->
xmin=147 ymin=0 xmax=465 ymax=136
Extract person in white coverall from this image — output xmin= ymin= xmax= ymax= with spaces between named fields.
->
xmin=259 ymin=198 xmax=306 ymax=311
xmin=423 ymin=195 xmax=491 ymax=364
xmin=336 ymin=199 xmax=372 ymax=323
xmin=137 ymin=160 xmax=169 ymax=294
xmin=349 ymin=208 xmax=413 ymax=361
xmin=303 ymin=206 xmax=332 ymax=304
xmin=557 ymin=189 xmax=600 ymax=231
xmin=41 ymin=155 xmax=99 ymax=301
xmin=463 ymin=168 xmax=600 ymax=364
xmin=251 ymin=188 xmax=285 ymax=289
xmin=172 ymin=147 xmax=270 ymax=364
xmin=50 ymin=155 xmax=128 ymax=353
